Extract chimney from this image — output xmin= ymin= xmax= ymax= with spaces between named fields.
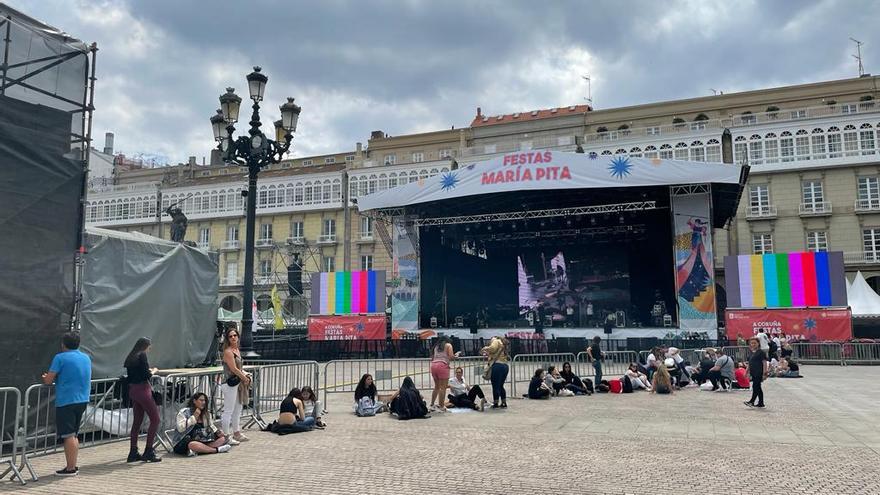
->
xmin=356 ymin=142 xmax=363 ymax=156
xmin=188 ymin=156 xmax=197 ymax=166
xmin=476 ymin=107 xmax=482 ymax=118
xmin=210 ymin=149 xmax=222 ymax=165
xmin=370 ymin=130 xmax=384 ymax=140
xmin=103 ymin=132 xmax=114 ymax=154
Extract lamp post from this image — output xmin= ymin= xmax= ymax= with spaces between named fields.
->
xmin=212 ymin=66 xmax=301 ymax=357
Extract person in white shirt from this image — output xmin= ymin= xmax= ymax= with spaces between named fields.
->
xmin=756 ymin=329 xmax=770 ymax=354
xmin=625 ymin=363 xmax=651 ymax=390
xmin=666 ymin=346 xmax=690 ymax=383
xmin=446 ymin=366 xmax=487 ymax=411
xmin=646 ymin=346 xmax=663 ymax=380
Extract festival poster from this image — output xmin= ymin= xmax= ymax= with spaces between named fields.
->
xmin=391 ymin=217 xmax=420 ymax=335
xmin=725 ymin=308 xmax=852 ymax=342
xmin=672 ymin=192 xmax=717 ymax=334
xmin=308 ymin=315 xmax=386 ymax=340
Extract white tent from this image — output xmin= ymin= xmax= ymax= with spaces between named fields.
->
xmin=846 ymin=271 xmax=880 ymax=316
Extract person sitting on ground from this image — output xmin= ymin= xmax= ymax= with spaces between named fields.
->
xmin=692 ymin=349 xmax=717 ymax=385
xmin=646 ymin=346 xmax=663 ymax=380
xmin=559 ymin=361 xmax=592 ymax=395
xmin=446 ymin=366 xmax=487 ymax=411
xmin=388 ymin=376 xmax=429 ymax=420
xmin=708 ymin=348 xmax=735 ymax=391
xmin=733 ymin=362 xmax=750 ymax=389
xmin=354 ymin=373 xmax=385 ymax=416
xmin=528 ymin=368 xmax=552 ymax=400
xmin=652 ymin=363 xmax=673 ymax=395
xmin=624 ymin=363 xmax=651 ymax=391
xmin=172 ymin=393 xmax=231 ymax=456
xmin=774 ymin=357 xmax=802 ymax=378
xmin=780 ymin=342 xmax=793 ymax=359
xmin=279 ymin=388 xmax=315 ymax=429
xmin=666 ymin=346 xmax=690 ymax=382
xmin=300 ymin=386 xmax=326 ymax=428
xmin=544 ymin=365 xmax=571 ymax=396
xmin=663 ymin=358 xmax=683 ymax=389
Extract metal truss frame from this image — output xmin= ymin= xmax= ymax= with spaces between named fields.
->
xmin=412 ymin=201 xmax=658 ymax=227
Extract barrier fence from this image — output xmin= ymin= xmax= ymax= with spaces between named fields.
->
xmin=842 ymin=343 xmax=880 ymax=365
xmin=576 ymin=351 xmax=639 ymax=382
xmin=0 ymin=387 xmax=25 ymax=485
xmin=510 ymin=353 xmax=577 ymax=396
xmin=251 ymin=361 xmax=320 ymax=424
xmin=790 ymin=343 xmax=844 ymax=365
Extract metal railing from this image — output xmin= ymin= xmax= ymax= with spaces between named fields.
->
xmin=576 ymin=351 xmax=638 ymax=381
xmin=842 ymin=343 xmax=880 ymax=365
xmin=746 ymin=205 xmax=777 ymax=219
xmin=843 ymin=251 xmax=880 ymax=264
xmin=251 ymin=361 xmax=320 ymax=424
xmin=854 ymin=198 xmax=880 ymax=213
xmin=722 ymin=346 xmax=751 ymax=363
xmin=798 ymin=202 xmax=832 ymax=216
xmin=220 ymin=240 xmax=240 ymax=250
xmin=790 ymin=343 xmax=844 ymax=365
xmin=0 ymin=387 xmax=26 ymax=485
xmin=510 ymin=353 xmax=577 ymax=396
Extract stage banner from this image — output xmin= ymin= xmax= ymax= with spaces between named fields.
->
xmin=672 ymin=192 xmax=717 ymax=333
xmin=391 ymin=217 xmax=420 ymax=334
xmin=308 ymin=315 xmax=386 ymax=340
xmin=309 ymin=270 xmax=386 ymax=315
xmin=722 ymin=252 xmax=846 ymax=308
xmin=725 ymin=308 xmax=852 ymax=342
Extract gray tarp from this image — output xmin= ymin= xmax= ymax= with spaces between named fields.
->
xmin=80 ymin=228 xmax=219 ymax=378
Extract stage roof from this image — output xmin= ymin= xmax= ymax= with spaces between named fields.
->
xmin=357 ymin=151 xmax=746 ymax=226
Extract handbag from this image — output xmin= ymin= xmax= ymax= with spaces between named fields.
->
xmin=226 ymin=375 xmax=241 ymax=387
xmin=482 ymin=361 xmax=494 ymax=381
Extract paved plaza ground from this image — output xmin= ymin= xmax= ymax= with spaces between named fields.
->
xmin=8 ymin=365 xmax=880 ymax=494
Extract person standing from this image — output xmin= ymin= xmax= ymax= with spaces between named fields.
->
xmin=481 ymin=336 xmax=510 ymax=408
xmin=744 ymin=338 xmax=769 ymax=408
xmin=587 ymin=336 xmax=604 ymax=385
xmin=756 ymin=328 xmax=770 ymax=356
xmin=42 ymin=332 xmax=91 ymax=476
xmin=221 ymin=325 xmax=251 ymax=444
xmin=429 ymin=336 xmax=459 ymax=412
xmin=124 ymin=337 xmax=161 ymax=462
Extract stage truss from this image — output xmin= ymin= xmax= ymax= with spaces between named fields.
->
xmin=409 ymin=201 xmax=659 ymax=227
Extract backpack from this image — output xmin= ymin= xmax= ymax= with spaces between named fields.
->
xmin=768 ymin=340 xmax=778 ymax=356
xmin=609 ymin=379 xmax=623 ymax=394
xmin=622 ymin=375 xmax=634 ymax=393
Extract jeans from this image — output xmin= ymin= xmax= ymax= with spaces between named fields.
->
xmin=593 ymin=361 xmax=603 ymax=385
xmin=708 ymin=370 xmax=731 ymax=390
xmin=749 ymin=375 xmax=764 ymax=406
xmin=221 ymin=384 xmax=243 ymax=433
xmin=129 ymin=382 xmax=159 ymax=450
xmin=490 ymin=362 xmax=509 ymax=403
xmin=295 ymin=416 xmax=315 ymax=429
xmin=448 ymin=385 xmax=486 ymax=409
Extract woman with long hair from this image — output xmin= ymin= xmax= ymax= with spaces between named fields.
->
xmin=278 ymin=388 xmax=315 ymax=429
xmin=481 ymin=336 xmax=510 ymax=408
xmin=353 ymin=373 xmax=384 ymax=416
xmin=559 ymin=361 xmax=592 ymax=395
xmin=221 ymin=324 xmax=251 ymax=445
xmin=172 ymin=393 xmax=231 ymax=456
xmin=124 ymin=337 xmax=161 ymax=463
xmin=388 ymin=376 xmax=428 ymax=420
xmin=651 ymin=362 xmax=673 ymax=394
xmin=300 ymin=386 xmax=325 ymax=428
xmin=429 ymin=335 xmax=459 ymax=412
xmin=528 ymin=368 xmax=551 ymax=400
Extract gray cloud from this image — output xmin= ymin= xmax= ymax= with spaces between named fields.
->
xmin=6 ymin=0 xmax=878 ymax=163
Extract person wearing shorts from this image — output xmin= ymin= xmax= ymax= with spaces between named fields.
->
xmin=429 ymin=336 xmax=459 ymax=412
xmin=42 ymin=331 xmax=92 ymax=477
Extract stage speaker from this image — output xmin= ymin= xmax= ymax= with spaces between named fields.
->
xmin=287 ymin=264 xmax=302 ymax=296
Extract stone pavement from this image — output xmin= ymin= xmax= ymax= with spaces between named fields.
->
xmin=7 ymin=365 xmax=880 ymax=494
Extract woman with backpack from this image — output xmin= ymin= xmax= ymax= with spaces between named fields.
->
xmin=354 ymin=373 xmax=385 ymax=416
xmin=124 ymin=337 xmax=161 ymax=463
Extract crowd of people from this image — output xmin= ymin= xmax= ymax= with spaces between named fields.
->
xmin=39 ymin=329 xmax=799 ymax=477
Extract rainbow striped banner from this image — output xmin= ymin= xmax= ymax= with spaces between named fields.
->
xmin=310 ymin=271 xmax=386 ymax=315
xmin=724 ymin=252 xmax=846 ymax=309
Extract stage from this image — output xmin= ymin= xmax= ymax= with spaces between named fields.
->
xmin=420 ymin=327 xmax=684 ymax=340
xmin=358 ymin=151 xmax=747 ymax=341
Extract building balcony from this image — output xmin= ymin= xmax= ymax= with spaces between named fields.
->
xmin=255 ymin=238 xmax=274 ymax=249
xmin=854 ymin=199 xmax=880 ymax=214
xmin=745 ymin=205 xmax=777 ymax=220
xmin=220 ymin=277 xmax=241 ymax=286
xmin=358 ymin=233 xmax=374 ymax=242
xmin=255 ymin=276 xmax=273 ymax=285
xmin=196 ymin=242 xmax=210 ymax=250
xmin=798 ymin=202 xmax=832 ymax=216
xmin=220 ymin=240 xmax=240 ymax=251
xmin=286 ymin=236 xmax=306 ymax=246
xmin=844 ymin=252 xmax=880 ymax=265
xmin=318 ymin=234 xmax=337 ymax=244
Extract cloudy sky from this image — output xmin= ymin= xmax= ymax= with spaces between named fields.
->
xmin=6 ymin=0 xmax=879 ymax=163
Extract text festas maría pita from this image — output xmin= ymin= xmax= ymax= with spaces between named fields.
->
xmin=482 ymin=152 xmax=572 ymax=185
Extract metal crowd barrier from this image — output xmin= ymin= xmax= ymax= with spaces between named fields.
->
xmin=251 ymin=361 xmax=320 ymax=425
xmin=791 ymin=343 xmax=843 ymax=365
xmin=575 ymin=351 xmax=639 ymax=381
xmin=510 ymin=353 xmax=577 ymax=396
xmin=321 ymin=356 xmax=506 ymax=411
xmin=722 ymin=346 xmax=751 ymax=364
xmin=842 ymin=343 xmax=880 ymax=365
xmin=0 ymin=387 xmax=26 ymax=485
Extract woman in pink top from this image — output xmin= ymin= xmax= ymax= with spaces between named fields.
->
xmin=429 ymin=336 xmax=459 ymax=412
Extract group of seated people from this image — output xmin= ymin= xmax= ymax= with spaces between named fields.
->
xmin=527 ymin=362 xmax=595 ymax=399
xmin=353 ymin=372 xmax=431 ymax=420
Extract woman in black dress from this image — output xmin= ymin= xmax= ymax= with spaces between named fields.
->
xmin=744 ymin=338 xmax=769 ymax=408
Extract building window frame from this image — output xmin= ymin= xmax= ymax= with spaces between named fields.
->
xmin=753 ymin=233 xmax=773 ymax=254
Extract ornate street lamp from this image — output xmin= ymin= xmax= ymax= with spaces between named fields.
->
xmin=212 ymin=66 xmax=301 ymax=356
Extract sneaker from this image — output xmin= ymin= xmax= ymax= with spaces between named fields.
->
xmin=491 ymin=403 xmax=500 ymax=409
xmin=755 ymin=404 xmax=766 ymax=408
xmin=55 ymin=468 xmax=78 ymax=477
xmin=141 ymin=448 xmax=162 ymax=463
xmin=187 ymin=449 xmax=196 ymax=457
xmin=743 ymin=401 xmax=754 ymax=408
xmin=226 ymin=437 xmax=240 ymax=446
xmin=217 ymin=444 xmax=232 ymax=453
xmin=127 ymin=447 xmax=142 ymax=463
xmin=500 ymin=402 xmax=508 ymax=408
xmin=233 ymin=433 xmax=249 ymax=442
xmin=480 ymin=399 xmax=487 ymax=411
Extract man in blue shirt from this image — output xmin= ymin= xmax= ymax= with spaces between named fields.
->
xmin=42 ymin=331 xmax=91 ymax=477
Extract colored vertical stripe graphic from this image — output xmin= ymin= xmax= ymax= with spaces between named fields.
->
xmin=750 ymin=255 xmax=767 ymax=307
xmin=762 ymin=254 xmax=779 ymax=307
xmin=360 ymin=271 xmax=369 ymax=313
xmin=802 ymin=252 xmax=818 ymax=306
xmin=737 ymin=255 xmax=754 ymax=308
xmin=367 ymin=271 xmax=377 ymax=312
xmin=319 ymin=273 xmax=328 ymax=314
xmin=351 ymin=271 xmax=362 ymax=314
xmin=342 ymin=271 xmax=352 ymax=313
xmin=326 ymin=272 xmax=336 ymax=315
xmin=815 ymin=251 xmax=832 ymax=306
xmin=789 ymin=253 xmax=805 ymax=306
xmin=775 ymin=253 xmax=791 ymax=307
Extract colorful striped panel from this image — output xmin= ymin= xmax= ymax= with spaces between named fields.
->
xmin=802 ymin=252 xmax=818 ymax=306
xmin=775 ymin=253 xmax=791 ymax=307
xmin=309 ymin=271 xmax=386 ymax=315
xmin=762 ymin=254 xmax=779 ymax=307
xmin=723 ymin=252 xmax=846 ymax=309
xmin=815 ymin=251 xmax=832 ymax=306
xmin=737 ymin=255 xmax=754 ymax=308
xmin=367 ymin=271 xmax=377 ymax=312
xmin=750 ymin=255 xmax=767 ymax=307
xmin=789 ymin=252 xmax=805 ymax=306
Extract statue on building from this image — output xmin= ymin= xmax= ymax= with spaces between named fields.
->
xmin=165 ymin=205 xmax=188 ymax=242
